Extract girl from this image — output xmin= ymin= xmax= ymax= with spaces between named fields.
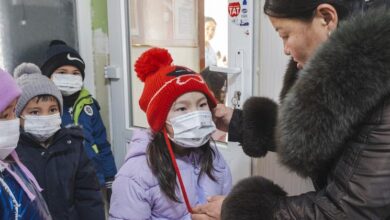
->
xmin=109 ymin=48 xmax=232 ymax=219
xmin=0 ymin=68 xmax=51 ymax=219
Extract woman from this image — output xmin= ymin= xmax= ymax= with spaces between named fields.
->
xmin=193 ymin=0 xmax=390 ymax=219
xmin=205 ymin=17 xmax=218 ymax=67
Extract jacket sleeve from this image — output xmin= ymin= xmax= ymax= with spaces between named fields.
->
xmin=228 ymin=97 xmax=278 ymax=157
xmin=109 ymin=175 xmax=151 ymax=220
xmin=212 ymin=145 xmax=233 ymax=195
xmin=91 ymin=100 xmax=117 ymax=179
xmin=74 ymin=146 xmax=105 ymax=220
xmin=221 ymin=176 xmax=352 ymax=220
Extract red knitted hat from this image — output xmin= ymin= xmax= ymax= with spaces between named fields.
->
xmin=135 ymin=47 xmax=217 ymax=132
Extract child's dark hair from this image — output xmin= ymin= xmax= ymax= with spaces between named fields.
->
xmin=201 ymin=67 xmax=227 ymax=104
xmin=32 ymin=94 xmax=59 ymax=105
xmin=147 ymin=132 xmax=217 ymax=202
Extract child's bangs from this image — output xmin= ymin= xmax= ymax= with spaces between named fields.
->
xmin=33 ymin=95 xmax=58 ymax=104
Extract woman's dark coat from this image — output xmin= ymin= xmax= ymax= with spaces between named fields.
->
xmin=222 ymin=9 xmax=390 ymax=220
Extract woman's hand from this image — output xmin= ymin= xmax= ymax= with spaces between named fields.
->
xmin=213 ymin=104 xmax=233 ymax=132
xmin=191 ymin=195 xmax=225 ymax=220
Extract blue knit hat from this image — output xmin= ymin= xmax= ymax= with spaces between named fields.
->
xmin=41 ymin=40 xmax=85 ymax=79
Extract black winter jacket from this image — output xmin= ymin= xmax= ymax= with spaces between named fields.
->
xmin=222 ymin=9 xmax=390 ymax=220
xmin=16 ymin=126 xmax=105 ymax=220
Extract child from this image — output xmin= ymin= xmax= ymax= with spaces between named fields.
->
xmin=40 ymin=40 xmax=117 ymax=199
xmin=109 ymin=48 xmax=232 ymax=219
xmin=0 ymin=68 xmax=52 ymax=219
xmin=200 ymin=67 xmax=227 ymax=104
xmin=200 ymin=67 xmax=228 ymax=142
xmin=14 ymin=63 xmax=105 ymax=220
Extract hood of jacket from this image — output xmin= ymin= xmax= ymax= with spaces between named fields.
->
xmin=277 ymin=9 xmax=390 ymax=178
xmin=124 ymin=128 xmax=153 ymax=161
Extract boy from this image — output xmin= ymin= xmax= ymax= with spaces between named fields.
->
xmin=14 ymin=63 xmax=105 ymax=220
xmin=0 ymin=68 xmax=52 ymax=219
xmin=41 ymin=40 xmax=117 ymax=200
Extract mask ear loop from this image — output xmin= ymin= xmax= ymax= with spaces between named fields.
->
xmin=162 ymin=127 xmax=193 ymax=214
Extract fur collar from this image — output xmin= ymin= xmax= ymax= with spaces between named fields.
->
xmin=277 ymin=9 xmax=390 ymax=177
xmin=279 ymin=59 xmax=299 ymax=103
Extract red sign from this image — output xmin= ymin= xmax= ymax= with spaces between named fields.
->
xmin=228 ymin=2 xmax=240 ymax=17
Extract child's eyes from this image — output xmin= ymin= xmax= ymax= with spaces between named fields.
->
xmin=175 ymin=107 xmax=187 ymax=112
xmin=55 ymin=71 xmax=81 ymax=75
xmin=50 ymin=107 xmax=59 ymax=113
xmin=199 ymin=102 xmax=208 ymax=108
xmin=29 ymin=110 xmax=39 ymax=115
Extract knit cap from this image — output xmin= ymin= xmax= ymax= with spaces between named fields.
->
xmin=40 ymin=40 xmax=85 ymax=79
xmin=14 ymin=63 xmax=63 ymax=116
xmin=0 ymin=68 xmax=21 ymax=113
xmin=135 ymin=47 xmax=217 ymax=132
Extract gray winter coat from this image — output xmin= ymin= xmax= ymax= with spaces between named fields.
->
xmin=222 ymin=9 xmax=390 ymax=220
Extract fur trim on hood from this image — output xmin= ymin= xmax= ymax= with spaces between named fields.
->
xmin=277 ymin=9 xmax=390 ymax=177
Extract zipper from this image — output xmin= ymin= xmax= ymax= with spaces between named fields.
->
xmin=0 ymin=177 xmax=20 ymax=220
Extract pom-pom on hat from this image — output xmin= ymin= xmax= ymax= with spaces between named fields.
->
xmin=14 ymin=63 xmax=63 ymax=117
xmin=41 ymin=40 xmax=85 ymax=79
xmin=135 ymin=47 xmax=217 ymax=132
xmin=0 ymin=68 xmax=21 ymax=113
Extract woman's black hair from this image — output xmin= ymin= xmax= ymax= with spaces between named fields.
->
xmin=147 ymin=132 xmax=217 ymax=202
xmin=263 ymin=0 xmax=351 ymax=21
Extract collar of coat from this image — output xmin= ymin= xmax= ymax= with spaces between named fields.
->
xmin=19 ymin=126 xmax=83 ymax=153
xmin=277 ymin=9 xmax=390 ymax=177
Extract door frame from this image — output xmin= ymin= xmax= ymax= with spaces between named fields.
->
xmin=107 ymin=0 xmax=134 ymax=167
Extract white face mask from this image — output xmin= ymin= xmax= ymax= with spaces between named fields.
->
xmin=52 ymin=73 xmax=83 ymax=96
xmin=0 ymin=118 xmax=20 ymax=160
xmin=22 ymin=113 xmax=61 ymax=142
xmin=167 ymin=110 xmax=216 ymax=148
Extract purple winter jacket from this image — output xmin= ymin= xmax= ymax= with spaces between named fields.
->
xmin=109 ymin=129 xmax=232 ymax=220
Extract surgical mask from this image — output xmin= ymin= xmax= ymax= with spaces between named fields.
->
xmin=22 ymin=113 xmax=61 ymax=142
xmin=52 ymin=73 xmax=83 ymax=96
xmin=0 ymin=118 xmax=20 ymax=160
xmin=167 ymin=110 xmax=216 ymax=148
